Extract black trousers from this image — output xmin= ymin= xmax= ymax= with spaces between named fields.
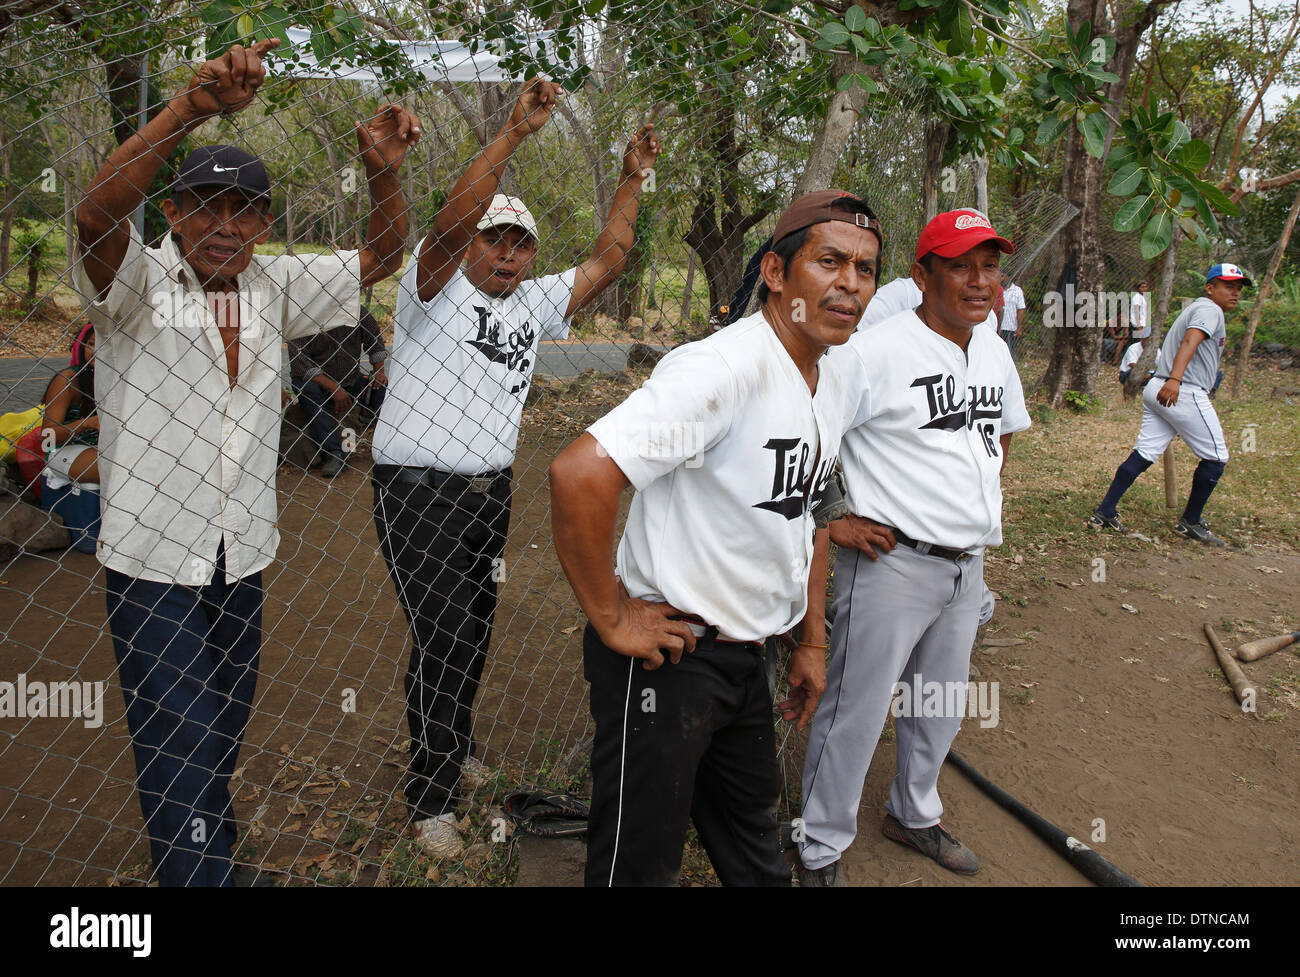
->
xmin=372 ymin=471 xmax=510 ymax=820
xmin=582 ymin=623 xmax=791 ymax=887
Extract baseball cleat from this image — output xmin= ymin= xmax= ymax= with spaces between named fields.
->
xmin=881 ymin=814 xmax=981 ymax=875
xmin=1175 ymin=517 xmax=1225 ymax=547
xmin=1087 ymin=508 xmax=1126 ymax=533
xmin=798 ymin=859 xmax=849 ymax=887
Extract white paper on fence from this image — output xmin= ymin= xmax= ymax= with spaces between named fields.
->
xmin=265 ymin=27 xmax=571 ymax=84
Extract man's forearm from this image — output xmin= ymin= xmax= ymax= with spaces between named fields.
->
xmin=590 ymin=171 xmax=645 ymax=279
xmin=436 ymin=126 xmax=526 ymax=238
xmin=79 ymin=94 xmax=205 ymax=236
xmin=361 ymin=167 xmax=408 ymax=283
xmin=1167 ymin=332 xmax=1206 ymax=380
xmin=550 ymin=442 xmax=627 ymax=635
xmin=800 ymin=528 xmax=830 ymax=644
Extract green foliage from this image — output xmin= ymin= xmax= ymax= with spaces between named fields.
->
xmin=1063 ymin=389 xmax=1103 ymax=413
xmin=200 ymin=2 xmax=425 ymax=108
xmin=1099 ymin=95 xmax=1236 ymax=259
xmin=1229 ymin=297 xmax=1300 ymax=351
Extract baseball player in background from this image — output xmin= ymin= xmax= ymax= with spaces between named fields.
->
xmin=550 ymin=190 xmax=883 ymax=886
xmin=797 ymin=209 xmax=1030 ymax=885
xmin=1089 ymin=263 xmax=1250 ymax=546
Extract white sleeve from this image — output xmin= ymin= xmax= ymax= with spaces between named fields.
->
xmin=521 ymin=268 xmax=577 ymax=340
xmin=276 ymin=249 xmax=363 ymax=341
xmin=68 ymin=222 xmax=154 ymax=332
xmin=859 ymin=278 xmax=918 ymax=330
xmin=1001 ymin=355 xmax=1031 ymax=434
xmin=587 ymin=343 xmax=736 ymax=490
xmin=828 ymin=335 xmax=874 ymax=432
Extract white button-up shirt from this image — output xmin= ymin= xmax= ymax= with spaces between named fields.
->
xmin=71 ymin=224 xmax=359 ymax=585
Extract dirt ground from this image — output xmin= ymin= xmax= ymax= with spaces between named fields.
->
xmin=1 ymin=370 xmax=1298 ymax=886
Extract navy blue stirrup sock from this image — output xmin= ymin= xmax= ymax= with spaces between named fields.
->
xmin=1182 ymin=459 xmax=1225 ymax=525
xmin=1098 ymin=452 xmax=1153 ymax=517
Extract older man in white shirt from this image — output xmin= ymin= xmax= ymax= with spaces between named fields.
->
xmin=72 ymin=38 xmax=418 ymax=886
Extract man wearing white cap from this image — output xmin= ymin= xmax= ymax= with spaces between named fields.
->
xmin=1089 ymin=263 xmax=1251 ymax=546
xmin=371 ymin=77 xmax=661 ymax=858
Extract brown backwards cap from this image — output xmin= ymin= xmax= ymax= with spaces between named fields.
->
xmin=771 ymin=189 xmax=883 ymax=249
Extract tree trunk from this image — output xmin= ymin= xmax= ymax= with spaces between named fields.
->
xmin=682 ymin=99 xmax=768 ymax=326
xmin=284 ymin=186 xmax=296 ymax=255
xmin=972 ymin=154 xmax=989 ymax=213
xmin=793 ymin=53 xmax=870 ymax=196
xmin=922 ymin=117 xmax=949 ymax=222
xmin=1123 ymin=228 xmax=1181 ymax=398
xmin=679 ymin=248 xmax=696 ymax=324
xmin=0 ymin=117 xmax=13 ymax=280
xmin=1231 ymin=182 xmax=1300 ymax=397
xmin=1041 ymin=0 xmax=1110 ymax=406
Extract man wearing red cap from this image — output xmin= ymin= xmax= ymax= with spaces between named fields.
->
xmin=550 ymin=189 xmax=882 ymax=885
xmin=797 ymin=209 xmax=1030 ymax=884
xmin=1089 ymin=263 xmax=1250 ymax=545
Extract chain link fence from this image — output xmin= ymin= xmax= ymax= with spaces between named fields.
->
xmin=0 ymin=1 xmax=1151 ymax=886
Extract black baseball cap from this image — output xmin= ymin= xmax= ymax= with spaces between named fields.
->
xmin=173 ymin=145 xmax=271 ymax=202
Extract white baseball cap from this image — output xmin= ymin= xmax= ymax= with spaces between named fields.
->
xmin=476 ymin=194 xmax=539 ymax=240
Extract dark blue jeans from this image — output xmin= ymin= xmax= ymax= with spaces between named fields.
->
xmin=104 ymin=548 xmax=263 ymax=886
xmin=292 ymin=376 xmax=385 ymax=461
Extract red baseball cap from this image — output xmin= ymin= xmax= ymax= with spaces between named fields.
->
xmin=916 ymin=209 xmax=1013 ymax=262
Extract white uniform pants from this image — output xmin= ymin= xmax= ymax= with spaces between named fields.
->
xmin=1135 ymin=376 xmax=1228 ymax=463
xmin=799 ymin=543 xmax=983 ymax=870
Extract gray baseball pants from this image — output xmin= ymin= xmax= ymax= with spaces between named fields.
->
xmin=799 ymin=542 xmax=984 ymax=870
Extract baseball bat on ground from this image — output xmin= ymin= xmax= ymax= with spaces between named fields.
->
xmin=945 ymin=750 xmax=1142 ymax=887
xmin=1163 ymin=452 xmax=1177 ymax=508
xmin=1204 ymin=623 xmax=1259 ymax=711
xmin=1236 ymin=631 xmax=1300 ymax=662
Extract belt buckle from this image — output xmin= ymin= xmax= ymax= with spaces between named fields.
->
xmin=467 ymin=476 xmax=493 ymax=495
xmin=955 ymin=551 xmax=971 ymax=562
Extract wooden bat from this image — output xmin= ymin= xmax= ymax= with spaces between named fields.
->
xmin=1163 ymin=451 xmax=1177 ymax=508
xmin=1205 ymin=623 xmax=1259 ymax=714
xmin=946 ymin=751 xmax=1141 ymax=886
xmin=1237 ymin=631 xmax=1300 ymax=662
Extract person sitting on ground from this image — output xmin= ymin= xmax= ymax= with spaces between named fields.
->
xmin=1102 ymin=312 xmax=1126 ymax=365
xmin=288 ymin=306 xmax=388 ymax=477
xmin=1117 ymin=339 xmax=1143 ymax=386
xmin=41 ymin=322 xmax=100 ymax=489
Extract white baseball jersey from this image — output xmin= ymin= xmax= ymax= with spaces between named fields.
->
xmin=1119 ymin=340 xmax=1144 ymax=372
xmin=860 ymin=276 xmax=997 ymax=332
xmin=999 ymin=282 xmax=1025 ymax=333
xmin=373 ymin=239 xmax=575 ymax=473
xmin=588 ymin=312 xmax=851 ymax=642
xmin=1155 ymin=296 xmax=1224 ymax=392
xmin=1130 ymin=290 xmax=1149 ymax=338
xmin=830 ymin=310 xmax=1031 ymax=552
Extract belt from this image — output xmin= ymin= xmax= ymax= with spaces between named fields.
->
xmin=373 ymin=464 xmax=512 ymax=497
xmin=674 ymin=615 xmax=765 ymax=651
xmin=887 ymin=527 xmax=973 ymax=563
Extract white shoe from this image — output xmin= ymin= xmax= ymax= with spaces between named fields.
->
xmin=412 ymin=813 xmax=464 ymax=859
xmin=461 ymin=755 xmax=494 ymax=791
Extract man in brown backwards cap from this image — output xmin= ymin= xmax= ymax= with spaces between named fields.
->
xmin=549 ymin=189 xmax=882 ymax=885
